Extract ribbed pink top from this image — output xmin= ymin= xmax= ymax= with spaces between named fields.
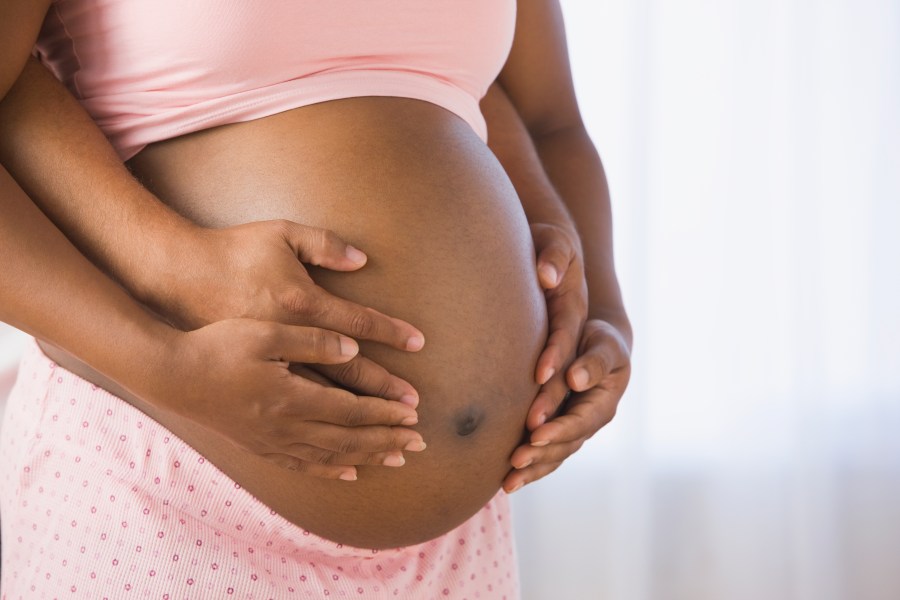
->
xmin=35 ymin=0 xmax=516 ymax=160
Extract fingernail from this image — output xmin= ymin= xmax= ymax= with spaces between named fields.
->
xmin=535 ymin=412 xmax=547 ymax=427
xmin=400 ymin=415 xmax=418 ymax=426
xmin=507 ymin=482 xmax=524 ymax=494
xmin=339 ymin=470 xmax=357 ymax=481
xmin=345 ymin=245 xmax=367 ymax=265
xmin=383 ymin=454 xmax=405 ymax=467
xmin=406 ymin=335 xmax=425 ymax=352
xmin=404 ymin=440 xmax=427 ymax=452
xmin=539 ymin=264 xmax=559 ymax=287
xmin=399 ymin=394 xmax=419 ymax=408
xmin=340 ymin=336 xmax=359 ymax=357
xmin=539 ymin=367 xmax=555 ymax=386
xmin=572 ymin=367 xmax=590 ymax=390
xmin=531 ymin=439 xmax=550 ymax=448
xmin=515 ymin=458 xmax=533 ymax=470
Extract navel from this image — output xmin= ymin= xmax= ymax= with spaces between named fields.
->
xmin=454 ymin=406 xmax=484 ymax=437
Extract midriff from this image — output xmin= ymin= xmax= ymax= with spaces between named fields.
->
xmin=39 ymin=97 xmax=548 ymax=549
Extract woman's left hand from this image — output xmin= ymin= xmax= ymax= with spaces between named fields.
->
xmin=528 ymin=222 xmax=588 ymax=387
xmin=504 ymin=318 xmax=631 ymax=492
xmin=503 ymin=224 xmax=631 ymax=492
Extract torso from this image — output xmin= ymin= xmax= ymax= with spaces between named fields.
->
xmin=40 ymin=97 xmax=548 ymax=548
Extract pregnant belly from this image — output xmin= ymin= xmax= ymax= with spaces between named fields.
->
xmin=46 ymin=98 xmax=548 ymax=549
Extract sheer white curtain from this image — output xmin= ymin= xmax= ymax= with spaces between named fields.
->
xmin=512 ymin=1 xmax=900 ymax=599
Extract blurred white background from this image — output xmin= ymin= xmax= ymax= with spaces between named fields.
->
xmin=2 ymin=1 xmax=898 ymax=599
xmin=511 ymin=1 xmax=900 ymax=599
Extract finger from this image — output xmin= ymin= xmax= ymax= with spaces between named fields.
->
xmin=292 ymin=422 xmax=426 ymax=456
xmin=535 ymin=310 xmax=581 ymax=385
xmin=535 ymin=239 xmax=572 ymax=290
xmin=276 ymin=445 xmax=408 ymax=468
xmin=278 ymin=221 xmax=370 ymax=272
xmin=525 ymin=371 xmax=570 ymax=431
xmin=509 ymin=438 xmax=584 ymax=471
xmin=530 ymin=223 xmax=577 ymax=290
xmin=299 ymin=289 xmax=425 ymax=352
xmin=286 ymin=382 xmax=420 ymax=427
xmin=535 ymin=291 xmax=587 ymax=384
xmin=262 ymin=454 xmax=358 ymax=481
xmin=533 ymin=345 xmax=559 ymax=387
xmin=566 ymin=328 xmax=630 ymax=393
xmin=288 ymin=362 xmax=334 ymax=386
xmin=262 ymin=322 xmax=359 ymax=364
xmin=314 ymin=356 xmax=419 ymax=407
xmin=502 ymin=461 xmax=564 ymax=494
xmin=529 ymin=388 xmax=619 ymax=446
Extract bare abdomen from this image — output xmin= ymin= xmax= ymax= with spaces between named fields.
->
xmin=74 ymin=98 xmax=547 ymax=548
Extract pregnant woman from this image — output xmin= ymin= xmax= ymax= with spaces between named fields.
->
xmin=0 ymin=0 xmax=632 ymax=598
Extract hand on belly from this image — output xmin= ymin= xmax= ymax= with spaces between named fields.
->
xmin=127 ymin=97 xmax=549 ymax=548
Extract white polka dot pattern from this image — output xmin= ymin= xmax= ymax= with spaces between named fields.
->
xmin=0 ymin=339 xmax=520 ymax=599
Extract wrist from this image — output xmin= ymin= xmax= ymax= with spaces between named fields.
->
xmin=126 ymin=214 xmax=207 ymax=327
xmin=97 ymin=308 xmax=186 ymax=402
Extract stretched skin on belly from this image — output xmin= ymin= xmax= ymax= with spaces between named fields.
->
xmin=113 ymin=98 xmax=548 ymax=548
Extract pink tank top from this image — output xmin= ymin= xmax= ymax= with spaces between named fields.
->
xmin=35 ymin=1 xmax=517 ymax=160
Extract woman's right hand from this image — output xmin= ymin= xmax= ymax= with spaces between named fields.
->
xmin=155 ymin=318 xmax=427 ymax=480
xmin=139 ymin=219 xmax=426 ymax=414
xmin=149 ymin=220 xmax=424 ymax=349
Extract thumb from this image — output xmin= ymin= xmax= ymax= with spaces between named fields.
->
xmin=532 ymin=225 xmax=576 ymax=290
xmin=278 ymin=220 xmax=368 ymax=271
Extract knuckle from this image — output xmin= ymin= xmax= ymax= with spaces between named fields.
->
xmin=309 ymin=327 xmax=334 ymax=356
xmin=553 ymin=327 xmax=577 ymax=349
xmin=366 ymin=453 xmax=387 ymax=466
xmin=281 ymin=289 xmax=313 ymax=317
xmin=347 ymin=309 xmax=376 ymax=339
xmin=307 ymin=226 xmax=331 ymax=254
xmin=340 ymin=399 xmax=366 ymax=427
xmin=548 ymin=240 xmax=570 ymax=258
xmin=268 ymin=396 xmax=294 ymax=417
xmin=336 ymin=435 xmax=361 ymax=455
xmin=332 ymin=359 xmax=365 ymax=388
xmin=592 ymin=353 xmax=612 ymax=379
xmin=389 ymin=429 xmax=410 ymax=450
xmin=311 ymin=449 xmax=338 ymax=465
xmin=374 ymin=378 xmax=395 ymax=400
xmin=272 ymin=219 xmax=294 ymax=238
xmin=318 ymin=227 xmax=342 ymax=249
xmin=255 ymin=322 xmax=281 ymax=348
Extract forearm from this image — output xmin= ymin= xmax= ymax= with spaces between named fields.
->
xmin=532 ymin=126 xmax=631 ymax=342
xmin=0 ymin=58 xmax=197 ymax=314
xmin=483 ymin=83 xmax=631 ymax=343
xmin=483 ymin=83 xmax=575 ymax=231
xmin=0 ymin=164 xmax=175 ymax=398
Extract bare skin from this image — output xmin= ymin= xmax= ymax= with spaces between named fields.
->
xmin=35 ymin=97 xmax=548 ymax=548
xmin=0 ymin=0 xmax=631 ymax=548
xmin=487 ymin=1 xmax=633 ymax=490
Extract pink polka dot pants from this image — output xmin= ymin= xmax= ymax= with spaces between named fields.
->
xmin=0 ymin=339 xmax=520 ymax=599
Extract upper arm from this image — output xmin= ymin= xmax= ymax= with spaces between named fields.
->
xmin=0 ymin=0 xmax=52 ymax=100
xmin=497 ymin=0 xmax=583 ymax=136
